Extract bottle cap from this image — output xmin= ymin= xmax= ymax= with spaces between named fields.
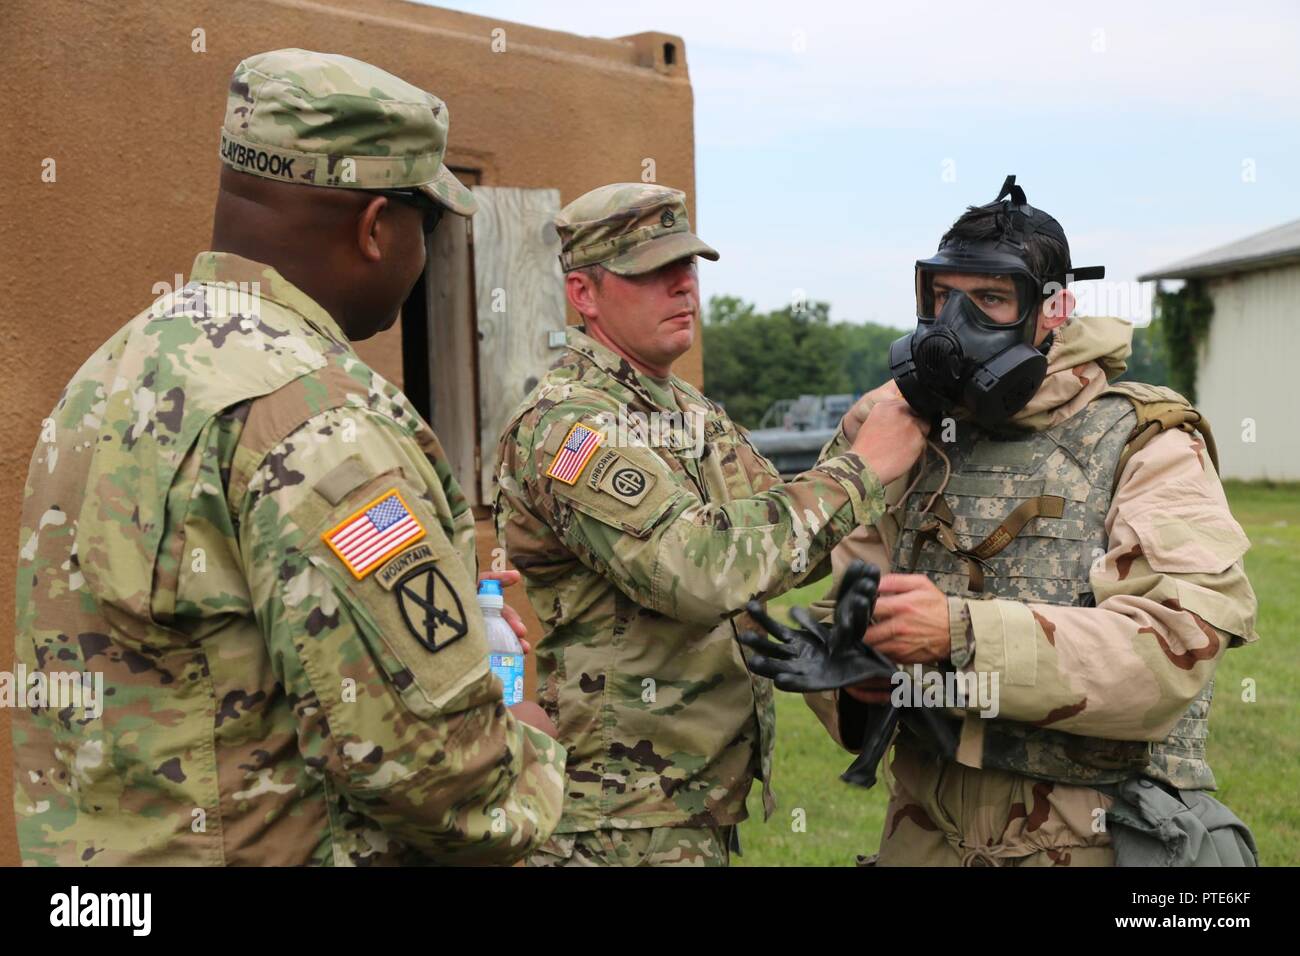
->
xmin=477 ymin=578 xmax=504 ymax=610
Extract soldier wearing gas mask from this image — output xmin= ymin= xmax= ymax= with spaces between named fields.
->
xmin=745 ymin=176 xmax=1261 ymax=866
xmin=888 ymin=175 xmax=1105 ymax=428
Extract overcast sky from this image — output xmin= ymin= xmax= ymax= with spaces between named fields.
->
xmin=444 ymin=0 xmax=1300 ymax=329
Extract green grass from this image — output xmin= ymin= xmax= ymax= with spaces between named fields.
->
xmin=735 ymin=482 xmax=1300 ymax=866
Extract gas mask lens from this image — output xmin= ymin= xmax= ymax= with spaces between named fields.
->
xmin=915 ymin=268 xmax=1037 ymax=329
xmin=893 ymin=265 xmax=1049 ymax=425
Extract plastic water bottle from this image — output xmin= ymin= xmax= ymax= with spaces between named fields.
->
xmin=478 ymin=580 xmax=525 ymax=706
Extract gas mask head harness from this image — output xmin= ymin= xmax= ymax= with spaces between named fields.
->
xmin=889 ymin=175 xmax=1105 ymax=426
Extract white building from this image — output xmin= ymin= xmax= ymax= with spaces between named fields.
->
xmin=1140 ymin=220 xmax=1300 ymax=481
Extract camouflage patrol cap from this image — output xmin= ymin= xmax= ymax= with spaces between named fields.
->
xmin=220 ymin=48 xmax=477 ymax=216
xmin=555 ymin=183 xmax=719 ymax=276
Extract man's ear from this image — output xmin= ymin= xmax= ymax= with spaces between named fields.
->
xmin=565 ymin=272 xmax=598 ymax=320
xmin=1041 ymin=288 xmax=1075 ymax=330
xmin=355 ymin=195 xmax=387 ymax=263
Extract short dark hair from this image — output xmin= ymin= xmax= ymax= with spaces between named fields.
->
xmin=940 ymin=204 xmax=1070 ymax=289
xmin=572 ymin=263 xmax=607 ymax=289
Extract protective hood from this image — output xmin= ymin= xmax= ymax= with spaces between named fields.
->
xmin=1008 ymin=314 xmax=1134 ymax=431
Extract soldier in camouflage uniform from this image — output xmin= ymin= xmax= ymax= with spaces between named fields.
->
xmin=12 ymin=49 xmax=566 ymax=865
xmin=494 ymin=183 xmax=929 ymax=866
xmin=803 ymin=185 xmax=1259 ymax=866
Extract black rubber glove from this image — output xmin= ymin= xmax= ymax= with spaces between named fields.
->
xmin=739 ymin=560 xmax=958 ymax=789
xmin=840 ymin=707 xmax=901 ymax=789
xmin=738 ymin=561 xmax=893 ymax=693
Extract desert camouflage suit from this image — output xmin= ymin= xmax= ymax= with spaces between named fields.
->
xmin=12 ymin=253 xmax=566 ymax=865
xmin=806 ymin=315 xmax=1259 ymax=866
xmin=496 ymin=328 xmax=886 ymax=866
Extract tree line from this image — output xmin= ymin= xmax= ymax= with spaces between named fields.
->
xmin=701 ymin=295 xmax=1170 ymax=430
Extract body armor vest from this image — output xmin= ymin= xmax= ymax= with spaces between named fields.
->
xmin=892 ymin=393 xmax=1216 ymax=790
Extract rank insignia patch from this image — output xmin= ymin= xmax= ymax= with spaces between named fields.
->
xmin=396 ymin=565 xmax=469 ymax=653
xmin=322 ymin=489 xmax=426 ymax=580
xmin=546 ymin=422 xmax=603 ymax=485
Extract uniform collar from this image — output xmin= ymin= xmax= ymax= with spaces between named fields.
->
xmin=188 ymin=251 xmax=354 ymax=351
xmin=565 ymin=326 xmax=688 ymax=412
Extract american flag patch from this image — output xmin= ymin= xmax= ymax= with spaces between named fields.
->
xmin=545 ymin=422 xmax=603 ymax=485
xmin=322 ymin=489 xmax=426 ymax=580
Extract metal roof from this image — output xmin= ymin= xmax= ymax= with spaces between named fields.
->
xmin=1138 ymin=218 xmax=1300 ymax=281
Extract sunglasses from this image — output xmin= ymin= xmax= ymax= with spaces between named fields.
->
xmin=371 ymin=188 xmax=446 ymax=236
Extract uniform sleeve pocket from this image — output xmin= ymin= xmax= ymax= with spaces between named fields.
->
xmin=306 ymin=474 xmax=491 ymax=719
xmin=550 ymin=448 xmax=681 ymax=540
xmin=1125 ymin=490 xmax=1250 ymax=575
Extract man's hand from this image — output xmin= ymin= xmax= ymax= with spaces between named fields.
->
xmin=841 ymin=380 xmax=904 ymax=444
xmin=849 ymin=397 xmax=929 ymax=486
xmin=736 ymin=562 xmax=893 ymax=692
xmin=862 ymin=574 xmax=950 ymax=664
xmin=479 ymin=568 xmax=532 ymax=654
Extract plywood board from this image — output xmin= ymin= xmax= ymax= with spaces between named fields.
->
xmin=471 ymin=186 xmax=568 ymax=498
xmin=425 ymin=214 xmax=481 ymax=503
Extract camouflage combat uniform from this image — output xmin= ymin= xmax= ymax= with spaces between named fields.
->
xmin=11 ymin=50 xmax=565 ymax=866
xmin=807 ymin=315 xmax=1259 ymax=866
xmin=495 ymin=185 xmax=888 ymax=866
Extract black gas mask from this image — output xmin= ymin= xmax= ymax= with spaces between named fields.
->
xmin=889 ymin=175 xmax=1104 ymax=426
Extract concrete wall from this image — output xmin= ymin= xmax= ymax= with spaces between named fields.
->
xmin=1200 ymin=265 xmax=1300 ymax=481
xmin=1 ymin=0 xmax=701 ymax=865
